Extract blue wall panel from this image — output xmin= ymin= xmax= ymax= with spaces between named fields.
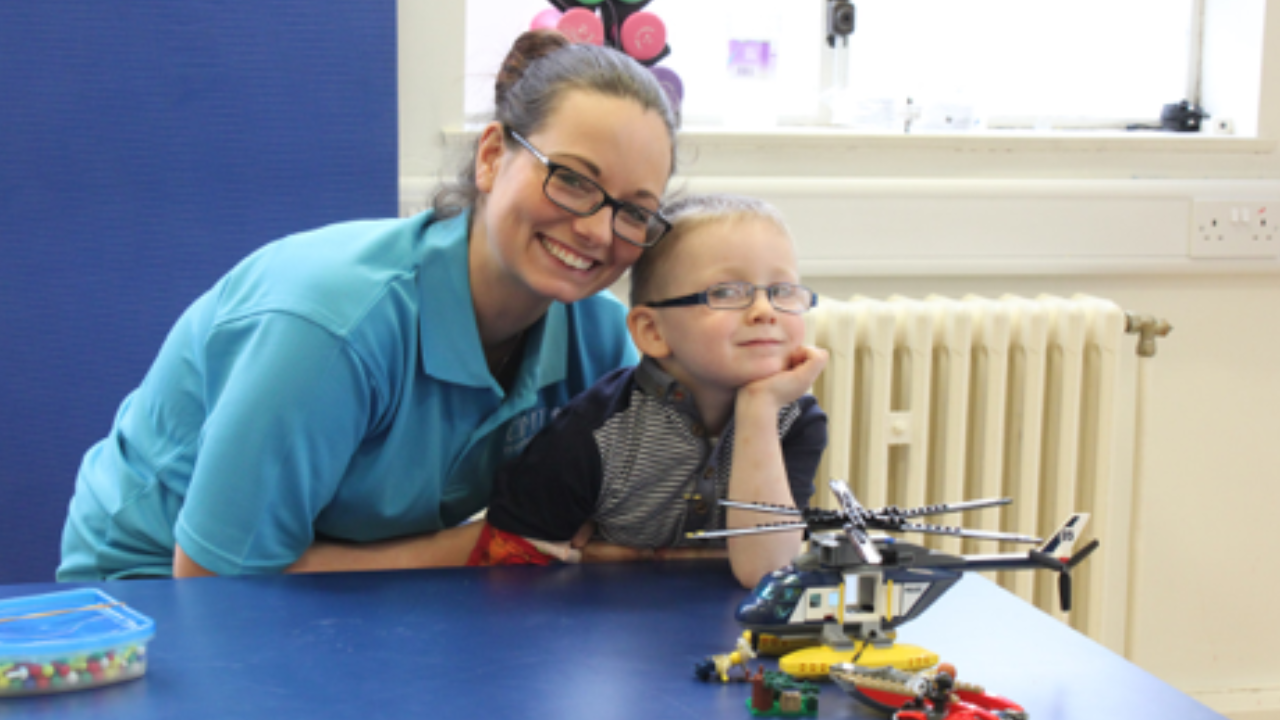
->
xmin=0 ymin=2 xmax=398 ymax=583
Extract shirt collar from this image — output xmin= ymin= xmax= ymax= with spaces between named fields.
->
xmin=635 ymin=356 xmax=702 ymax=419
xmin=510 ymin=302 xmax=568 ymax=395
xmin=417 ymin=210 xmax=567 ymax=394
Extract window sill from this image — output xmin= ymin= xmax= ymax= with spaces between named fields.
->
xmin=445 ymin=125 xmax=1275 ymax=155
xmin=675 ymin=126 xmax=1276 ymax=154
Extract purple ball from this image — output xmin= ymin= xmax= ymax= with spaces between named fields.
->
xmin=650 ymin=66 xmax=684 ymax=111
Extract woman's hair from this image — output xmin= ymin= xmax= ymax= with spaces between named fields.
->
xmin=433 ymin=30 xmax=680 ymax=219
xmin=629 ymin=193 xmax=791 ymax=307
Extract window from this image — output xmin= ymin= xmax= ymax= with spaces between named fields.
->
xmin=463 ymin=0 xmax=1243 ymax=134
xmin=821 ymin=0 xmax=1194 ymax=130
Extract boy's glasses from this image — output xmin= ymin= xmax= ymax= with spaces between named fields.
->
xmin=506 ymin=127 xmax=671 ymax=248
xmin=645 ymin=282 xmax=818 ymax=315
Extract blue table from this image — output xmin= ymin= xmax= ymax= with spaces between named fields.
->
xmin=0 ymin=562 xmax=1221 ymax=719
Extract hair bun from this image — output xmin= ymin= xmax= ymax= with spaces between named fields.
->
xmin=496 ymin=29 xmax=571 ymax=109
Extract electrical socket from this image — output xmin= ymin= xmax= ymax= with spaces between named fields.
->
xmin=1189 ymin=200 xmax=1280 ymax=259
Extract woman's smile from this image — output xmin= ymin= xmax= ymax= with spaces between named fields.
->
xmin=538 ymin=233 xmax=596 ymax=272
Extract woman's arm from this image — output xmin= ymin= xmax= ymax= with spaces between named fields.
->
xmin=285 ymin=523 xmax=485 ymax=574
xmin=173 ymin=523 xmax=486 ymax=577
xmin=173 ymin=544 xmax=218 ymax=577
xmin=725 ymin=346 xmax=829 ymax=588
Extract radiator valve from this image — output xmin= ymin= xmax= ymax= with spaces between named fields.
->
xmin=1124 ymin=313 xmax=1173 ymax=358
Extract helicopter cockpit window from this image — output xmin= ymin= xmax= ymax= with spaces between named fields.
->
xmin=755 ymin=576 xmax=803 ymax=615
xmin=760 ymin=575 xmax=802 ymax=599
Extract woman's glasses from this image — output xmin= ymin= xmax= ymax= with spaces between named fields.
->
xmin=506 ymin=128 xmax=671 ymax=248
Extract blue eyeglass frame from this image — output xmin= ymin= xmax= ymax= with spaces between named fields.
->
xmin=645 ymin=282 xmax=819 ymax=315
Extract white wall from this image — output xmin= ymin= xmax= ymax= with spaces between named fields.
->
xmin=400 ymin=2 xmax=1280 ymax=717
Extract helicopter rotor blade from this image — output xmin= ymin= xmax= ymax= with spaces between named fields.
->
xmin=898 ymin=522 xmax=1042 ymax=544
xmin=843 ymin=522 xmax=882 ymax=564
xmin=716 ymin=499 xmax=803 ymax=517
xmin=1056 ymin=538 xmax=1100 ymax=612
xmin=685 ymin=521 xmax=809 ymax=541
xmin=829 ymin=481 xmax=882 ymax=564
xmin=829 ymin=479 xmax=865 ymax=522
xmin=891 ymin=498 xmax=1013 ymax=519
xmin=1065 ymin=539 xmax=1101 ymax=570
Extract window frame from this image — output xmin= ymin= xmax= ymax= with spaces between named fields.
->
xmin=399 ymin=2 xmax=1280 ymax=277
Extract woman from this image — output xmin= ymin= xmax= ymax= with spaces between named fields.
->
xmin=57 ymin=30 xmax=678 ymax=580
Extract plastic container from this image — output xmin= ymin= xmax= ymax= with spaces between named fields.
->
xmin=0 ymin=589 xmax=155 ymax=697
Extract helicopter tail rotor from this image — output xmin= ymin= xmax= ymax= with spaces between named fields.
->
xmin=1061 ymin=539 xmax=1101 ymax=611
xmin=1031 ymin=538 xmax=1100 ymax=612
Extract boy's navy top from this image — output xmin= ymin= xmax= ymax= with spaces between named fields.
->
xmin=487 ymin=357 xmax=828 ymax=548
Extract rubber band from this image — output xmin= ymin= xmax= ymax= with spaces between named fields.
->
xmin=0 ymin=602 xmax=124 ymax=625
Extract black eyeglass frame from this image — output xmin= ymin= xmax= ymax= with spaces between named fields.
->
xmin=505 ymin=128 xmax=671 ymax=248
xmin=645 ymin=282 xmax=819 ymax=315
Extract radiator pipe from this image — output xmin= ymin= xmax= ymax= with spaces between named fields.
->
xmin=1123 ymin=313 xmax=1173 ymax=358
xmin=1122 ymin=310 xmax=1172 ymax=658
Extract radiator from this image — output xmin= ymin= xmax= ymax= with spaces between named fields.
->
xmin=804 ymin=294 xmax=1137 ymax=653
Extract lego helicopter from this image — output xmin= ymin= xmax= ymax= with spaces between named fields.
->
xmin=687 ymin=479 xmax=1099 ymax=678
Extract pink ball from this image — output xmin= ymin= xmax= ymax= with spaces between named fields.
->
xmin=530 ymin=8 xmax=562 ymax=31
xmin=557 ymin=8 xmax=605 ymax=46
xmin=620 ymin=12 xmax=666 ymax=62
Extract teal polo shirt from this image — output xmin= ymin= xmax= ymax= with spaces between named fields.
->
xmin=58 ymin=211 xmax=638 ymax=579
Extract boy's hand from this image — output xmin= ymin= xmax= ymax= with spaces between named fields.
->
xmin=570 ymin=521 xmax=597 ymax=549
xmin=738 ymin=345 xmax=829 ymax=410
xmin=572 ymin=522 xmax=729 ymax=563
xmin=578 ymin=543 xmax=729 ymax=563
xmin=572 ymin=521 xmax=646 ymax=562
xmin=571 ymin=523 xmax=653 ymax=562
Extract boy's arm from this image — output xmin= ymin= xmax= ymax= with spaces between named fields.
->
xmin=485 ymin=404 xmax=603 ymax=543
xmin=725 ymin=346 xmax=829 ymax=588
xmin=780 ymin=395 xmax=829 ymax=511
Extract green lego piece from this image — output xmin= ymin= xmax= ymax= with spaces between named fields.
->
xmin=744 ymin=695 xmax=818 ymax=717
xmin=746 ymin=670 xmax=819 ymax=717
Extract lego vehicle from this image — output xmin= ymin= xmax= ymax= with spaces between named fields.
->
xmin=892 ymin=663 xmax=1026 ymax=720
xmin=830 ymin=663 xmax=1026 ymax=719
xmin=688 ymin=479 xmax=1098 ymax=679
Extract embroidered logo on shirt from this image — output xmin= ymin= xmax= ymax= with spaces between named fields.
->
xmin=502 ymin=406 xmax=560 ymax=458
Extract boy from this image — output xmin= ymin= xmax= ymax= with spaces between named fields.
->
xmin=473 ymin=194 xmax=828 ymax=587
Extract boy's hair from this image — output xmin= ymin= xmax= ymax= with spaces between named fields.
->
xmin=629 ymin=193 xmax=791 ymax=307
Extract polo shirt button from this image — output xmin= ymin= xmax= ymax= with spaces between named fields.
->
xmin=703 ymin=467 xmax=715 ymax=478
xmin=691 ymin=425 xmax=704 ymax=437
xmin=695 ymin=500 xmax=708 ymax=514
